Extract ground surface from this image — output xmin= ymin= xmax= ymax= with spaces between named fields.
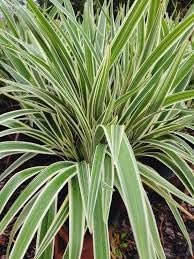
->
xmin=109 ymin=185 xmax=194 ymax=259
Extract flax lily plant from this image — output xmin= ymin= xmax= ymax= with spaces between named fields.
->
xmin=0 ymin=0 xmax=194 ymax=258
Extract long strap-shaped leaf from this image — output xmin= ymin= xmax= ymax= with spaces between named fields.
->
xmin=47 ymin=0 xmax=101 ymax=65
xmin=116 ymin=13 xmax=194 ymax=106
xmin=87 ymin=144 xmax=106 ymax=230
xmin=37 ymin=200 xmax=56 ymax=259
xmin=110 ymin=0 xmax=149 ymax=64
xmin=128 ymin=13 xmax=194 ymax=91
xmin=0 ymin=153 xmax=36 ymax=181
xmin=147 ymin=40 xmax=188 ymax=115
xmin=9 ymin=165 xmax=76 ymax=259
xmin=120 ymin=39 xmax=188 ymax=126
xmin=141 ymin=140 xmax=194 ymax=193
xmin=102 ymin=125 xmax=151 ymax=259
xmin=89 ymin=45 xmax=111 ymax=120
xmin=68 ymin=177 xmax=85 ymax=259
xmin=35 ymin=197 xmax=69 ymax=259
xmin=102 ymin=155 xmax=114 ymax=223
xmin=0 ymin=141 xmax=54 ymax=154
xmin=6 ymin=194 xmax=39 ymax=258
xmin=146 ymin=0 xmax=160 ymax=38
xmin=93 ymin=189 xmax=110 ymax=259
xmin=77 ymin=162 xmax=90 ymax=220
xmin=146 ymin=150 xmax=193 ymax=194
xmin=138 ymin=162 xmax=194 ymax=205
xmin=0 ymin=128 xmax=55 ymax=147
xmin=114 ymin=171 xmax=164 ymax=258
xmin=0 ymin=161 xmax=73 ymax=234
xmin=164 ymin=89 xmax=194 ymax=107
xmin=0 ymin=109 xmax=37 ymax=124
xmin=167 ymin=196 xmax=193 ymax=255
xmin=0 ymin=166 xmax=44 ymax=214
xmin=144 ymin=194 xmax=165 ymax=259
xmin=0 ymin=1 xmax=19 ymax=37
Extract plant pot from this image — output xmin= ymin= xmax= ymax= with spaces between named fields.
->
xmin=54 ymin=226 xmax=94 ymax=259
xmin=54 ymin=193 xmax=126 ymax=259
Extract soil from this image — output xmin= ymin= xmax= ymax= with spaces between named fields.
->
xmin=109 ymin=186 xmax=194 ymax=259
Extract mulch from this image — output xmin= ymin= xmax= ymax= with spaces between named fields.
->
xmin=110 ymin=187 xmax=194 ymax=259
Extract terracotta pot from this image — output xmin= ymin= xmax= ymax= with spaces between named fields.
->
xmin=54 ymin=226 xmax=94 ymax=259
xmin=54 ymin=192 xmax=126 ymax=259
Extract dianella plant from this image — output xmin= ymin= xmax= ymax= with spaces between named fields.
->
xmin=0 ymin=0 xmax=194 ymax=258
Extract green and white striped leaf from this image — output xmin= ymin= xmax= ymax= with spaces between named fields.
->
xmin=37 ymin=201 xmax=56 ymax=259
xmin=0 ymin=166 xmax=44 ymax=214
xmin=167 ymin=197 xmax=193 ymax=255
xmin=110 ymin=0 xmax=149 ymax=64
xmin=69 ymin=177 xmax=85 ymax=259
xmin=35 ymin=197 xmax=69 ymax=259
xmin=102 ymin=155 xmax=114 ymax=223
xmin=0 ymin=141 xmax=54 ymax=154
xmin=0 ymin=153 xmax=36 ymax=181
xmin=138 ymin=163 xmax=194 ymax=205
xmin=93 ymin=189 xmax=110 ymax=259
xmin=102 ymin=125 xmax=151 ymax=259
xmin=87 ymin=144 xmax=106 ymax=230
xmin=9 ymin=165 xmax=76 ymax=259
xmin=0 ymin=162 xmax=74 ymax=234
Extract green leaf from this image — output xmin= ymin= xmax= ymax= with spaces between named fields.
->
xmin=143 ymin=151 xmax=193 ymax=195
xmin=142 ymin=140 xmax=194 ymax=194
xmin=102 ymin=125 xmax=152 ymax=259
xmin=0 ymin=153 xmax=36 ymax=181
xmin=0 ymin=109 xmax=37 ymax=124
xmin=138 ymin=162 xmax=194 ymax=205
xmin=110 ymin=0 xmax=149 ymax=64
xmin=87 ymin=144 xmax=106 ymax=230
xmin=147 ymin=40 xmax=188 ymax=115
xmin=69 ymin=177 xmax=85 ymax=259
xmin=35 ymin=197 xmax=69 ymax=259
xmin=77 ymin=162 xmax=90 ymax=220
xmin=0 ymin=166 xmax=44 ymax=215
xmin=146 ymin=0 xmax=160 ymax=38
xmin=89 ymin=45 xmax=111 ymax=119
xmin=6 ymin=194 xmax=39 ymax=258
xmin=9 ymin=165 xmax=76 ymax=259
xmin=37 ymin=201 xmax=56 ymax=259
xmin=144 ymin=194 xmax=165 ymax=258
xmin=164 ymin=90 xmax=194 ymax=106
xmin=116 ymin=14 xmax=194 ymax=105
xmin=0 ymin=141 xmax=55 ymax=154
xmin=0 ymin=162 xmax=74 ymax=234
xmin=0 ymin=1 xmax=18 ymax=36
xmin=167 ymin=197 xmax=193 ymax=256
xmin=93 ymin=189 xmax=110 ymax=259
xmin=102 ymin=155 xmax=114 ymax=223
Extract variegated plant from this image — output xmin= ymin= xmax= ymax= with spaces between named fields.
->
xmin=0 ymin=0 xmax=194 ymax=258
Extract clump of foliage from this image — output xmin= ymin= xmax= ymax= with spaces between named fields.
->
xmin=0 ymin=0 xmax=193 ymax=258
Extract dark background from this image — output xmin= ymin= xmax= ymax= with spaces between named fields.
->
xmin=37 ymin=0 xmax=193 ymax=15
